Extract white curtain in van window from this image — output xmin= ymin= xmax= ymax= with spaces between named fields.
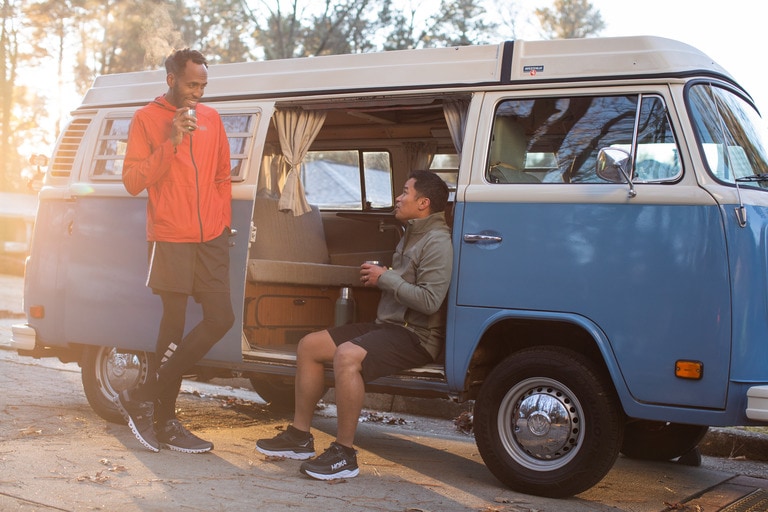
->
xmin=404 ymin=141 xmax=437 ymax=172
xmin=257 ymin=143 xmax=286 ymax=199
xmin=443 ymin=99 xmax=469 ymax=155
xmin=274 ymin=108 xmax=327 ymax=216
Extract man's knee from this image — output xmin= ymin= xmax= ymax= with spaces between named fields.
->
xmin=333 ymin=342 xmax=366 ymax=373
xmin=200 ymin=293 xmax=235 ymax=337
xmin=203 ymin=308 xmax=234 ymax=339
xmin=297 ymin=330 xmax=336 ymax=362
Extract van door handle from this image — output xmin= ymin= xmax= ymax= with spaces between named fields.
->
xmin=463 ymin=233 xmax=503 ymax=243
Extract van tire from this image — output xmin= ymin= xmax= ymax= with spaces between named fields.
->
xmin=81 ymin=345 xmax=151 ymax=424
xmin=620 ymin=421 xmax=708 ymax=461
xmin=474 ymin=347 xmax=624 ymax=498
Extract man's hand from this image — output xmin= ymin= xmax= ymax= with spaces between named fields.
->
xmin=170 ymin=107 xmax=197 ymax=146
xmin=360 ymin=262 xmax=386 ymax=287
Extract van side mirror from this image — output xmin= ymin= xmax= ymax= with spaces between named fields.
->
xmin=597 ymin=147 xmax=636 ymax=198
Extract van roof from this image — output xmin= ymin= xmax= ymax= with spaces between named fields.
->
xmin=79 ymin=36 xmax=735 ymax=109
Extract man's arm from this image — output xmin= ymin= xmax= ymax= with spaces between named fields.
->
xmin=122 ymin=111 xmax=175 ymax=196
xmin=378 ymin=232 xmax=453 ymax=315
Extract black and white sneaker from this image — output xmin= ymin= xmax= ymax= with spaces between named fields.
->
xmin=256 ymin=426 xmax=315 ymax=460
xmin=113 ymin=390 xmax=160 ymax=452
xmin=300 ymin=442 xmax=359 ymax=480
xmin=156 ymin=419 xmax=213 ymax=453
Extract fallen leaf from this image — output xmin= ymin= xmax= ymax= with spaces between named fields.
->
xmin=18 ymin=426 xmax=42 ymax=436
xmin=453 ymin=411 xmax=474 ymax=434
xmin=77 ymin=470 xmax=110 ymax=484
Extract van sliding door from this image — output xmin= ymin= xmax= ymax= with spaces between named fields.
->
xmin=62 ymin=103 xmax=274 ymax=363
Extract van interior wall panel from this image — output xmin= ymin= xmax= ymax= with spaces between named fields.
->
xmin=244 ymin=282 xmax=380 ymax=348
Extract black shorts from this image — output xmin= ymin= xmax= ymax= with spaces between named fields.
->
xmin=328 ymin=323 xmax=433 ymax=383
xmin=147 ymin=229 xmax=230 ymax=296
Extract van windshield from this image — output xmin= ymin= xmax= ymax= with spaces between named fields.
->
xmin=688 ymin=83 xmax=768 ymax=188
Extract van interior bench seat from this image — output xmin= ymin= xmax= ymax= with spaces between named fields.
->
xmin=245 ymin=196 xmax=385 ymax=348
xmin=248 ymin=195 xmax=362 ymax=287
xmin=247 ymin=259 xmax=361 ymax=287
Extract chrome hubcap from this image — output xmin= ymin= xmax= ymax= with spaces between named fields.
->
xmin=499 ymin=377 xmax=585 ymax=470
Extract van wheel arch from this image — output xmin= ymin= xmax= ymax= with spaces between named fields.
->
xmin=463 ymin=317 xmax=607 ymax=400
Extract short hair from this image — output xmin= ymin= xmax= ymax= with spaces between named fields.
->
xmin=409 ymin=170 xmax=449 ymax=213
xmin=164 ymin=49 xmax=208 ymax=75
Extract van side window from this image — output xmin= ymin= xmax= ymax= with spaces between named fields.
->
xmin=429 ymin=153 xmax=459 ymax=193
xmin=89 ymin=112 xmax=259 ymax=181
xmin=486 ymin=95 xmax=681 ymax=184
xmin=303 ymin=149 xmax=393 ymax=210
xmin=222 ymin=113 xmax=258 ymax=181
xmin=688 ymin=83 xmax=768 ymax=187
xmin=92 ymin=117 xmax=131 ymax=178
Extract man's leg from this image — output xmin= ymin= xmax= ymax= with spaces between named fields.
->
xmin=113 ymin=291 xmax=188 ymax=452
xmin=332 ymin=341 xmax=368 ymax=448
xmin=299 ymin=325 xmax=430 ymax=480
xmin=153 ymin=291 xmax=233 ymax=453
xmin=298 ymin=339 xmax=365 ymax=480
xmin=155 ymin=291 xmax=234 ymax=387
xmin=153 ymin=291 xmax=188 ymax=424
xmin=293 ymin=330 xmax=338 ymax=431
xmin=255 ymin=329 xmax=336 ymax=459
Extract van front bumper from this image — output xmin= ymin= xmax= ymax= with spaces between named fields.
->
xmin=11 ymin=323 xmax=36 ymax=351
xmin=746 ymin=385 xmax=768 ymax=421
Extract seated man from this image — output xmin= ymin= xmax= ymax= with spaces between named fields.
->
xmin=256 ymin=170 xmax=453 ymax=480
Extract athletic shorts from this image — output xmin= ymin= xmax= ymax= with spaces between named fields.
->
xmin=147 ymin=228 xmax=230 ymax=297
xmin=328 ymin=322 xmax=433 ymax=383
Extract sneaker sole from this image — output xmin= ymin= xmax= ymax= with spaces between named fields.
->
xmin=255 ymin=446 xmax=315 ymax=460
xmin=160 ymin=442 xmax=213 ymax=454
xmin=300 ymin=467 xmax=359 ymax=480
xmin=112 ymin=395 xmax=160 ymax=453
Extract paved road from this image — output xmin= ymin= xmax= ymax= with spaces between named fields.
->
xmin=3 ymin=273 xmax=768 ymax=511
xmin=1 ymin=347 xmax=767 ymax=512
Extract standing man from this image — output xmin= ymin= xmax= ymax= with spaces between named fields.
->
xmin=119 ymin=48 xmax=234 ymax=453
xmin=256 ymin=170 xmax=452 ymax=480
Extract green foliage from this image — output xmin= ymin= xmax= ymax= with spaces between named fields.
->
xmin=535 ymin=0 xmax=604 ymax=39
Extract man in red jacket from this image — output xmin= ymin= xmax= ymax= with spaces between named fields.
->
xmin=118 ymin=48 xmax=234 ymax=453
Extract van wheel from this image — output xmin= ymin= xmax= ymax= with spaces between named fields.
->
xmin=248 ymin=376 xmax=296 ymax=411
xmin=81 ymin=345 xmax=151 ymax=424
xmin=620 ymin=421 xmax=708 ymax=461
xmin=474 ymin=347 xmax=624 ymax=498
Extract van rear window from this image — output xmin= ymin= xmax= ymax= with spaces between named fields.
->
xmin=89 ymin=112 xmax=259 ymax=181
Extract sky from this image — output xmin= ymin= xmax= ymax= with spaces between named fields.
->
xmin=512 ymin=0 xmax=768 ymax=114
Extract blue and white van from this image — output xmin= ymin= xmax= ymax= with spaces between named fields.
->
xmin=12 ymin=36 xmax=768 ymax=498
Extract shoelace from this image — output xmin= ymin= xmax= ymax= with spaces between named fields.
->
xmin=164 ymin=420 xmax=191 ymax=437
xmin=317 ymin=444 xmax=345 ymax=462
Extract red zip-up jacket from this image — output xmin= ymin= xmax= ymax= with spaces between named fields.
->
xmin=123 ymin=96 xmax=231 ymax=243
